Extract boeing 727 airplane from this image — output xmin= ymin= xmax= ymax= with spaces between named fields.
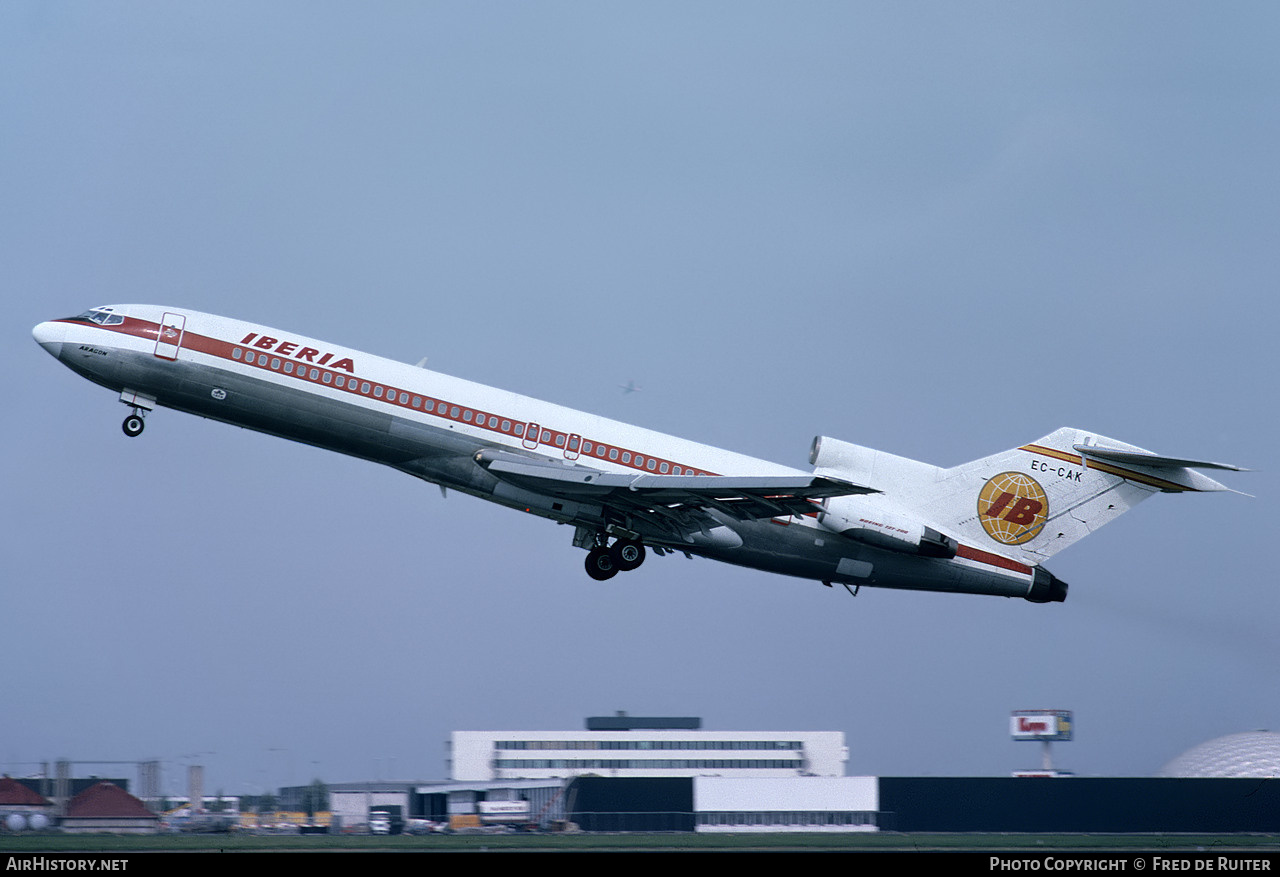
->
xmin=33 ymin=305 xmax=1243 ymax=604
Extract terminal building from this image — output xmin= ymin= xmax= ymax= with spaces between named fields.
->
xmin=449 ymin=713 xmax=847 ymax=781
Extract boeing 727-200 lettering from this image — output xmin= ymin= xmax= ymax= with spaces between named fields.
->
xmin=33 ymin=305 xmax=1244 ymax=604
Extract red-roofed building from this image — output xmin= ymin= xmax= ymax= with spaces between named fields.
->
xmin=60 ymin=782 xmax=159 ymax=834
xmin=0 ymin=776 xmax=50 ymax=808
xmin=0 ymin=776 xmax=54 ymax=830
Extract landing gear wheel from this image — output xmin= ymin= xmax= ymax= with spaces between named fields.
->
xmin=610 ymin=539 xmax=646 ymax=572
xmin=122 ymin=413 xmax=145 ymax=437
xmin=585 ymin=547 xmax=618 ymax=581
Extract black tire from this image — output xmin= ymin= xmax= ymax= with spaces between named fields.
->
xmin=585 ymin=547 xmax=618 ymax=581
xmin=122 ymin=414 xmax=145 ymax=437
xmin=611 ymin=540 xmax=646 ymax=572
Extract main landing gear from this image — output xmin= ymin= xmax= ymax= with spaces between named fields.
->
xmin=584 ymin=538 xmax=647 ymax=581
xmin=122 ymin=410 xmax=146 ymax=437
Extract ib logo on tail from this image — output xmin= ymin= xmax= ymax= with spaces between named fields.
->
xmin=978 ymin=472 xmax=1048 ymax=545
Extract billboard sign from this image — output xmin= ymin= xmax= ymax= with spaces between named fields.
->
xmin=1010 ymin=710 xmax=1073 ymax=741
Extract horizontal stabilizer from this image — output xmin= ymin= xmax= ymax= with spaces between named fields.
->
xmin=1072 ymin=443 xmax=1244 ymax=493
xmin=1073 ymin=445 xmax=1246 ymax=472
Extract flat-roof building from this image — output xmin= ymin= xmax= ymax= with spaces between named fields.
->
xmin=451 ymin=714 xmax=846 ymax=781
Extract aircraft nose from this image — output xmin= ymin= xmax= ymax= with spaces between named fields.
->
xmin=33 ymin=321 xmax=65 ymax=358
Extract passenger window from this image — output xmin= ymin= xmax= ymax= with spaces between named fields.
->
xmin=361 ymin=382 xmax=371 ymax=393
xmin=450 ymin=407 xmax=460 ymax=418
xmin=463 ymin=410 xmax=473 ymax=422
xmin=374 ymin=386 xmax=383 ymax=398
xmin=555 ymin=435 xmax=565 ymax=447
xmin=413 ymin=397 xmax=422 ymax=408
xmin=284 ymin=362 xmax=293 ymax=374
xmin=271 ymin=358 xmax=281 ymax=369
xmin=660 ymin=462 xmax=669 ymax=473
xmin=647 ymin=459 xmax=657 ymax=470
xmin=501 ymin=420 xmax=511 ymax=431
xmin=609 ymin=448 xmax=618 ymax=460
xmin=310 ymin=369 xmax=319 ymax=380
xmin=336 ymin=376 xmax=345 ymax=388
xmin=232 ymin=348 xmax=242 ymax=360
xmin=622 ymin=452 xmax=631 ymax=464
xmin=323 ymin=372 xmax=332 ymax=384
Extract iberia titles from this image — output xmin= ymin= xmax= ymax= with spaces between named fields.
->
xmin=238 ymin=332 xmax=356 ymax=373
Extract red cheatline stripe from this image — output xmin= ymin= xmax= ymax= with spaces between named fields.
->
xmin=956 ymin=544 xmax=1032 ymax=575
xmin=69 ymin=317 xmax=723 ymax=479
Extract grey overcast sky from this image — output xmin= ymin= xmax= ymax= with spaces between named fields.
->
xmin=4 ymin=2 xmax=1276 ymax=795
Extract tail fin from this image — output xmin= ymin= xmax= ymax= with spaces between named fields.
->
xmin=937 ymin=427 xmax=1242 ymax=562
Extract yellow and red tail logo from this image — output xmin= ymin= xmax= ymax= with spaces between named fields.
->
xmin=978 ymin=472 xmax=1048 ymax=545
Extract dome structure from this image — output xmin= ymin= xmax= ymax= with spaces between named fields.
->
xmin=1157 ymin=731 xmax=1280 ymax=778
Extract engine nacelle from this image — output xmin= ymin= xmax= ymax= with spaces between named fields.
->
xmin=817 ymin=494 xmax=957 ymax=559
xmin=809 ymin=435 xmax=943 ymax=489
xmin=1026 ymin=567 xmax=1069 ymax=603
xmin=810 ymin=435 xmax=878 ymax=470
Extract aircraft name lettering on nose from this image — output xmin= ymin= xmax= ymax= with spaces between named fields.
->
xmin=238 ymin=333 xmax=356 ymax=373
xmin=1030 ymin=459 xmax=1083 ymax=481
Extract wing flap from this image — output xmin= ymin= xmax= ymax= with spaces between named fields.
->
xmin=475 ymin=450 xmax=875 ymax=522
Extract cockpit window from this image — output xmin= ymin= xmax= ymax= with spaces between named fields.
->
xmin=74 ymin=307 xmax=125 ymax=326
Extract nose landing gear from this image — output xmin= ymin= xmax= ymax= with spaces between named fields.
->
xmin=118 ymin=390 xmax=155 ymax=438
xmin=122 ymin=410 xmax=146 ymax=437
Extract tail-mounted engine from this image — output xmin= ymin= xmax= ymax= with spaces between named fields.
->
xmin=809 ymin=435 xmax=956 ymax=558
xmin=816 ymin=495 xmax=957 ymax=558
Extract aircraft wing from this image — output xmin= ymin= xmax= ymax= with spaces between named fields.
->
xmin=475 ymin=450 xmax=876 ymax=526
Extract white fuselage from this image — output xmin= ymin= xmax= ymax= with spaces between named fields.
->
xmin=34 ymin=305 xmax=1057 ymax=602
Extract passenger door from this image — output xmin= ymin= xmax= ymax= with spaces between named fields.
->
xmin=153 ymin=312 xmax=186 ymax=361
